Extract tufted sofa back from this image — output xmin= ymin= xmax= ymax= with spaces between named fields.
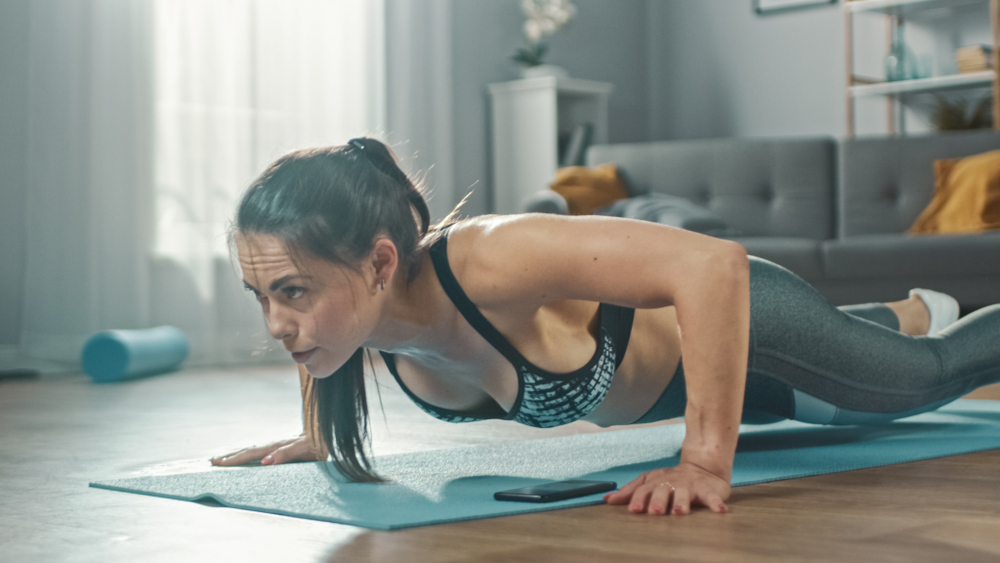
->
xmin=587 ymin=137 xmax=836 ymax=239
xmin=838 ymin=131 xmax=1000 ymax=237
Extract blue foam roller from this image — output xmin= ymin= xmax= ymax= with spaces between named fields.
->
xmin=81 ymin=326 xmax=189 ymax=383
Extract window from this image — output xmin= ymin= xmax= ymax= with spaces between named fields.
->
xmin=153 ymin=0 xmax=385 ymax=299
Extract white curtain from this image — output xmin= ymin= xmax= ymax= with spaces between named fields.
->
xmin=21 ymin=0 xmax=385 ymax=368
xmin=22 ymin=0 xmax=155 ymax=363
xmin=385 ymin=0 xmax=456 ymax=222
xmin=152 ymin=0 xmax=385 ymax=365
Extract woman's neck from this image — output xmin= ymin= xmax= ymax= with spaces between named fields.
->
xmin=363 ymin=248 xmax=456 ymax=358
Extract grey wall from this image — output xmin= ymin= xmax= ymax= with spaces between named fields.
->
xmin=647 ymin=0 xmax=996 ymax=141
xmin=447 ymin=0 xmax=651 ymax=218
xmin=0 ymin=0 xmax=29 ymax=347
xmin=648 ymin=0 xmax=847 ymax=140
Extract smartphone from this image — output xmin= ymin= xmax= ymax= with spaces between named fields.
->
xmin=494 ymin=479 xmax=617 ymax=503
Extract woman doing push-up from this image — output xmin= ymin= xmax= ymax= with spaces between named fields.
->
xmin=212 ymin=138 xmax=1000 ymax=516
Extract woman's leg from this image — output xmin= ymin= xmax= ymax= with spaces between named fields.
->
xmin=632 ymin=287 xmax=929 ymax=426
xmin=836 ymin=302 xmax=900 ymax=331
xmin=845 ymin=294 xmax=936 ymax=337
xmin=739 ymin=299 xmax=901 ymax=424
xmin=744 ymin=256 xmax=1000 ymax=425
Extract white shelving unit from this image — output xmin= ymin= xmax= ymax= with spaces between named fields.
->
xmin=488 ymin=77 xmax=613 ymax=215
xmin=844 ymin=0 xmax=1000 ymax=136
xmin=850 ymin=69 xmax=995 ymax=96
xmin=847 ymin=0 xmax=986 ymax=13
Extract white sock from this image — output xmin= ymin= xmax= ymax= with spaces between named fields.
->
xmin=909 ymin=288 xmax=960 ymax=336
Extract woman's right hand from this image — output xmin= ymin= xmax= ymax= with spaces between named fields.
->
xmin=210 ymin=433 xmax=322 ymax=466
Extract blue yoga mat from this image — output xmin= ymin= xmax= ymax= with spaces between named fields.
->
xmin=90 ymin=400 xmax=1000 ymax=530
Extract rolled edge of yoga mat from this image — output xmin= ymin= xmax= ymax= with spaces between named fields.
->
xmin=81 ymin=326 xmax=190 ymax=383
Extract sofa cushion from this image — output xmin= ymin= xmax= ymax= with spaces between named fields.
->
xmin=728 ymin=237 xmax=824 ymax=282
xmin=587 ymin=137 xmax=836 ymax=239
xmin=908 ymin=149 xmax=1000 ymax=235
xmin=838 ymin=131 xmax=1000 ymax=237
xmin=822 ymin=231 xmax=1000 ymax=279
xmin=548 ymin=164 xmax=629 ymax=215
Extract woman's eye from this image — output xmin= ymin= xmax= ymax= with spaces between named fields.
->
xmin=245 ymin=288 xmax=264 ymax=302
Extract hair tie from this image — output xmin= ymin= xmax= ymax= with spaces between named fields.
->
xmin=350 ymin=139 xmax=410 ymax=188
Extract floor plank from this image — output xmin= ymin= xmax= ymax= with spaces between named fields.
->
xmin=2 ymin=366 xmax=999 ymax=562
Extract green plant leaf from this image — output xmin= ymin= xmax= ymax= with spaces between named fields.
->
xmin=932 ymin=94 xmax=993 ymax=131
xmin=511 ymin=42 xmax=548 ymax=67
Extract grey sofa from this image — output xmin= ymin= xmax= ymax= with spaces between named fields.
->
xmin=523 ymin=130 xmax=1000 ymax=309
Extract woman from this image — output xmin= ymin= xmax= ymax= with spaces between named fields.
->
xmin=212 ymin=138 xmax=1000 ymax=516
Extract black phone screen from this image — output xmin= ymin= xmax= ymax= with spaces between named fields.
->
xmin=493 ymin=479 xmax=617 ymax=503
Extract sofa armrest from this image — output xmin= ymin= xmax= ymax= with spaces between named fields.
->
xmin=520 ymin=189 xmax=569 ymax=215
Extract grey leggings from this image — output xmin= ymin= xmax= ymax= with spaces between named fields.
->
xmin=633 ymin=256 xmax=1000 ymax=426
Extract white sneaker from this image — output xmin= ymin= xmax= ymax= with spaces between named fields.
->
xmin=909 ymin=288 xmax=960 ymax=336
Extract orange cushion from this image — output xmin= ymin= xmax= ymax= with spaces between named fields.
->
xmin=908 ymin=149 xmax=1000 ymax=235
xmin=548 ymin=164 xmax=629 ymax=216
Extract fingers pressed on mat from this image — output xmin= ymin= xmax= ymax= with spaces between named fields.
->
xmin=648 ymin=484 xmax=674 ymax=515
xmin=211 ymin=447 xmax=265 ymax=466
xmin=604 ymin=475 xmax=644 ymax=505
xmin=628 ymin=486 xmax=654 ymax=514
xmin=707 ymin=494 xmax=727 ymax=513
xmin=672 ymin=488 xmax=691 ymax=515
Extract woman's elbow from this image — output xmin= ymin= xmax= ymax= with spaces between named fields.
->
xmin=722 ymin=241 xmax=749 ymax=273
xmin=707 ymin=241 xmax=749 ymax=290
xmin=700 ymin=240 xmax=747 ymax=273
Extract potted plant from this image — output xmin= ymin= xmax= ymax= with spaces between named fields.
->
xmin=511 ymin=0 xmax=576 ymax=79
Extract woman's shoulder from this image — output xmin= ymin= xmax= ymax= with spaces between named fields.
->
xmin=431 ymin=213 xmax=551 ymax=253
xmin=422 ymin=212 xmax=743 ymax=311
xmin=424 ymin=214 xmax=583 ymax=309
xmin=418 ymin=214 xmax=528 ymax=266
xmin=431 ymin=213 xmax=564 ymax=248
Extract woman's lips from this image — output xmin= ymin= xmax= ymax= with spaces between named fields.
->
xmin=291 ymin=348 xmax=317 ymax=363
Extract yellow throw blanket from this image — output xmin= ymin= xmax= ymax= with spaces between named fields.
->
xmin=908 ymin=149 xmax=1000 ymax=235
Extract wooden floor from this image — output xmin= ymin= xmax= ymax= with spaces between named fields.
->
xmin=2 ymin=364 xmax=1000 ymax=563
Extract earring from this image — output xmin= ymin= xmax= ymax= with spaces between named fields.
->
xmin=380 ymin=279 xmax=385 ymax=291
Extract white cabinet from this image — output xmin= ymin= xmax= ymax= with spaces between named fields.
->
xmin=488 ymin=77 xmax=613 ymax=215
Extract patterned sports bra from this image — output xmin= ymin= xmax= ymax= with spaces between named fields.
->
xmin=378 ymin=226 xmax=636 ymax=429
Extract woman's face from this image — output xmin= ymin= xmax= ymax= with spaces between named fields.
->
xmin=237 ymin=233 xmax=375 ymax=378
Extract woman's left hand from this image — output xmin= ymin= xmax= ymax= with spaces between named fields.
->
xmin=603 ymin=461 xmax=731 ymax=515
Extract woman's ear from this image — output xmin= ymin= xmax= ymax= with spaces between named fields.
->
xmin=369 ymin=237 xmax=399 ymax=288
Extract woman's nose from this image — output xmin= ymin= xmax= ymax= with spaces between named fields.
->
xmin=265 ymin=305 xmax=296 ymax=341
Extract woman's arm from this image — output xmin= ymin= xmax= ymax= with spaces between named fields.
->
xmin=457 ymin=214 xmax=750 ymax=515
xmin=625 ymin=241 xmax=748 ymax=514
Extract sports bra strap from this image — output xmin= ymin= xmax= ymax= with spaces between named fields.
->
xmin=429 ymin=232 xmax=536 ymax=370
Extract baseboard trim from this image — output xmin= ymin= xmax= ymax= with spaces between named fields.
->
xmin=0 ymin=344 xmax=80 ymax=375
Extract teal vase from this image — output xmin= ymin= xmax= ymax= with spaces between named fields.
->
xmin=886 ymin=37 xmax=908 ymax=81
xmin=885 ymin=25 xmax=919 ymax=82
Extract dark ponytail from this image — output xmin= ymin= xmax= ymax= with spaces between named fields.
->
xmin=346 ymin=137 xmax=432 ymax=246
xmin=232 ymin=138 xmax=460 ymax=482
xmin=309 ymin=348 xmax=375 ymax=482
